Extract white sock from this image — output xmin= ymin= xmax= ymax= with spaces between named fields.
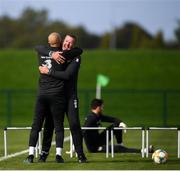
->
xmin=56 ymin=147 xmax=62 ymax=156
xmin=141 ymin=148 xmax=147 ymax=153
xmin=29 ymin=146 xmax=35 ymax=155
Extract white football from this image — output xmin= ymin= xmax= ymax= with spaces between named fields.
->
xmin=152 ymin=149 xmax=168 ymax=164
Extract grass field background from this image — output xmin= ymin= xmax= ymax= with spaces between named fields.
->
xmin=0 ymin=49 xmax=180 ymax=169
xmin=0 ymin=49 xmax=180 ymax=127
xmin=1 ymin=49 xmax=180 ymax=89
xmin=0 ymin=129 xmax=179 ymax=170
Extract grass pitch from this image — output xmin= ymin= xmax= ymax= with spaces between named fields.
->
xmin=0 ymin=129 xmax=179 ymax=170
xmin=0 ymin=49 xmax=180 ymax=169
xmin=0 ymin=153 xmax=179 ymax=170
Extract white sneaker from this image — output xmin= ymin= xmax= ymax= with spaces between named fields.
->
xmin=97 ymin=146 xmax=103 ymax=151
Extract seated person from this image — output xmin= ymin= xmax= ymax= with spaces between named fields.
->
xmin=83 ymin=98 xmax=154 ymax=153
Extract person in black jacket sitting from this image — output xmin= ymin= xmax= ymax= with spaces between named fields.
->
xmin=83 ymin=98 xmax=154 ymax=154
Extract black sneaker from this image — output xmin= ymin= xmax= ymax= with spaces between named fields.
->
xmin=78 ymin=154 xmax=87 ymax=163
xmin=38 ymin=151 xmax=49 ymax=162
xmin=23 ymin=155 xmax=34 ymax=164
xmin=55 ymin=155 xmax=64 ymax=163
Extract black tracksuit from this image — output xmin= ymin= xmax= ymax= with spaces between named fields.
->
xmin=35 ymin=46 xmax=84 ymax=156
xmin=29 ymin=46 xmax=81 ymax=149
xmin=83 ymin=112 xmax=141 ymax=153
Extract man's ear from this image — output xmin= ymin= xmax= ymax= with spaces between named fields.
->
xmin=96 ymin=106 xmax=101 ymax=112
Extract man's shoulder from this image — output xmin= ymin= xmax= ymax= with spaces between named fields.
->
xmin=66 ymin=56 xmax=81 ymax=64
xmin=86 ymin=113 xmax=97 ymax=119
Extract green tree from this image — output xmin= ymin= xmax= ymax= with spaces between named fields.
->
xmin=153 ymin=31 xmax=165 ymax=48
xmin=99 ymin=33 xmax=111 ymax=49
xmin=12 ymin=8 xmax=49 ymax=48
xmin=0 ymin=7 xmax=176 ymax=49
xmin=0 ymin=16 xmax=17 ymax=48
xmin=115 ymin=22 xmax=153 ymax=49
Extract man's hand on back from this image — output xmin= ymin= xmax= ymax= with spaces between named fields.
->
xmin=52 ymin=51 xmax=65 ymax=64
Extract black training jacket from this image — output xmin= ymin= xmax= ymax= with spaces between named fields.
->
xmin=35 ymin=45 xmax=82 ymax=96
xmin=48 ymin=56 xmax=81 ymax=99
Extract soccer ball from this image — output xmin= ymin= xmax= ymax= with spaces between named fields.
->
xmin=152 ymin=149 xmax=168 ymax=164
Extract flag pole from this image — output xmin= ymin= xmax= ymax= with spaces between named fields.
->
xmin=96 ymin=74 xmax=109 ymax=99
xmin=96 ymin=83 xmax=101 ymax=99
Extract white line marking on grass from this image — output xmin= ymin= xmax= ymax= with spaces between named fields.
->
xmin=0 ymin=136 xmax=70 ymax=162
xmin=0 ymin=149 xmax=28 ymax=161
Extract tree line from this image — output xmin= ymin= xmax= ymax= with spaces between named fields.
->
xmin=0 ymin=8 xmax=179 ymax=49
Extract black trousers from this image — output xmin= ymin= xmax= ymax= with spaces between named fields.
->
xmin=29 ymin=94 xmax=65 ymax=148
xmin=83 ymin=124 xmax=122 ymax=152
xmin=98 ymin=124 xmax=123 ymax=146
xmin=84 ymin=124 xmax=141 ymax=153
xmin=42 ymin=97 xmax=84 ymax=156
xmin=98 ymin=144 xmax=141 ymax=153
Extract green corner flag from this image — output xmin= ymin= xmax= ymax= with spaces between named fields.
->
xmin=97 ymin=74 xmax=110 ymax=87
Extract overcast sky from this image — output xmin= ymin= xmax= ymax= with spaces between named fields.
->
xmin=0 ymin=0 xmax=180 ymax=41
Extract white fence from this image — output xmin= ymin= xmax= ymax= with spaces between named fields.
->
xmin=146 ymin=127 xmax=180 ymax=158
xmin=2 ymin=126 xmax=180 ymax=161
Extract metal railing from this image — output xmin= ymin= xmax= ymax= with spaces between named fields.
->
xmin=5 ymin=126 xmax=178 ymax=160
xmin=1 ymin=89 xmax=180 ymax=128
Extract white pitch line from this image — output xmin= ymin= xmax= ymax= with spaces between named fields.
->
xmin=0 ymin=136 xmax=70 ymax=162
xmin=0 ymin=149 xmax=28 ymax=161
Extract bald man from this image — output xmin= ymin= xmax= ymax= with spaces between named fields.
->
xmin=24 ymin=32 xmax=82 ymax=163
xmin=48 ymin=32 xmax=61 ymax=46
